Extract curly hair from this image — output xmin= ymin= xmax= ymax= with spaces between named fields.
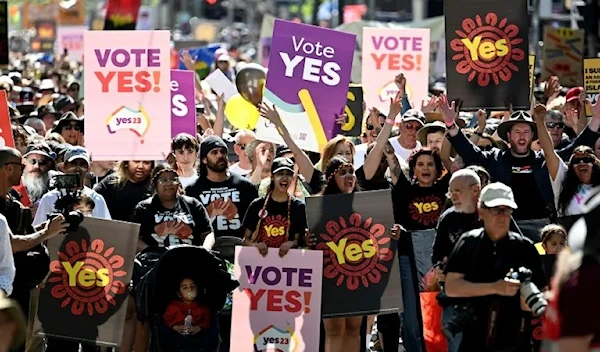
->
xmin=321 ymin=156 xmax=359 ymax=195
xmin=150 ymin=163 xmax=182 ymax=194
xmin=557 ymin=146 xmax=600 ymax=215
xmin=407 ymin=148 xmax=443 ymax=180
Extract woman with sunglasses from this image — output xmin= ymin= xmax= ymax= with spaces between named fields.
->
xmin=310 ymin=156 xmax=400 ymax=352
xmin=130 ymin=164 xmax=214 ymax=352
xmin=533 ymin=104 xmax=600 ymax=217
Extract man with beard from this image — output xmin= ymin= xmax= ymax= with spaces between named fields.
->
xmin=13 ymin=144 xmax=54 ymax=214
xmin=441 ymin=95 xmax=600 ymax=234
xmin=185 ymin=136 xmax=258 ymax=249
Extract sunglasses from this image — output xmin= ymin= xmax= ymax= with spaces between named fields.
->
xmin=64 ymin=124 xmax=81 ymax=131
xmin=478 ymin=145 xmax=494 ymax=151
xmin=571 ymin=156 xmax=594 ymax=165
xmin=485 ymin=206 xmax=513 ymax=216
xmin=157 ymin=177 xmax=180 ymax=185
xmin=546 ymin=122 xmax=565 ymax=129
xmin=366 ymin=124 xmax=374 ymax=131
xmin=237 ymin=143 xmax=246 ymax=150
xmin=27 ymin=158 xmax=49 ymax=167
xmin=402 ymin=123 xmax=419 ymax=131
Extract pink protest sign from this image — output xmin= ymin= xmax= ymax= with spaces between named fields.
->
xmin=57 ymin=26 xmax=85 ymax=62
xmin=84 ymin=30 xmax=171 ymax=160
xmin=230 ymin=247 xmax=323 ymax=352
xmin=362 ymin=28 xmax=430 ymax=116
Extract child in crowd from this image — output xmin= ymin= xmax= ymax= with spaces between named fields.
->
xmin=161 ymin=277 xmax=212 ymax=350
xmin=71 ymin=195 xmax=95 ymax=216
xmin=540 ymin=224 xmax=568 ymax=255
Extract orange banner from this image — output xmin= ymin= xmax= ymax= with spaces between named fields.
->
xmin=0 ymin=91 xmax=15 ymax=148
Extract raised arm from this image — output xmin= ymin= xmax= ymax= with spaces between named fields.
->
xmin=364 ymin=92 xmax=403 ymax=182
xmin=533 ymin=104 xmax=561 ymax=180
xmin=258 ymin=103 xmax=316 ymax=182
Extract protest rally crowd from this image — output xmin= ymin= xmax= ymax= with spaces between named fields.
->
xmin=1 ymin=1 xmax=600 ymax=352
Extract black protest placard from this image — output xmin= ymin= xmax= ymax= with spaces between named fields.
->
xmin=33 ymin=218 xmax=139 ymax=347
xmin=445 ymin=0 xmax=529 ymax=110
xmin=340 ymin=84 xmax=364 ymax=137
xmin=32 ymin=20 xmax=56 ymax=53
xmin=306 ymin=190 xmax=402 ymax=318
xmin=0 ymin=2 xmax=7 ymax=67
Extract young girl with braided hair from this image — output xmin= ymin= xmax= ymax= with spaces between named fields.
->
xmin=242 ymin=157 xmax=307 ymax=257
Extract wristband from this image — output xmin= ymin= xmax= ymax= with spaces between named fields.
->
xmin=444 ymin=120 xmax=456 ymax=128
xmin=474 ymin=131 xmax=484 ymax=137
xmin=385 ymin=118 xmax=395 ymax=125
xmin=276 ymin=126 xmax=285 ymax=135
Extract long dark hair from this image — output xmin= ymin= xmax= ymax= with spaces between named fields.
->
xmin=250 ymin=181 xmax=292 ymax=243
xmin=408 ymin=148 xmax=443 ymax=181
xmin=321 ymin=156 xmax=359 ymax=195
xmin=558 ymin=146 xmax=600 ymax=215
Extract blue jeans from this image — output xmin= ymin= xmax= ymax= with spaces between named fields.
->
xmin=399 ymin=255 xmax=424 ymax=352
xmin=442 ymin=305 xmax=463 ymax=352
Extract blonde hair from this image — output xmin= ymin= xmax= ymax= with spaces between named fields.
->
xmin=319 ymin=136 xmax=356 ymax=171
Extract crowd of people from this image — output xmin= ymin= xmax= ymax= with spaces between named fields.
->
xmin=0 ymin=37 xmax=598 ymax=352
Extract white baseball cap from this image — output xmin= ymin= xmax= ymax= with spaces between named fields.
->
xmin=480 ymin=182 xmax=518 ymax=209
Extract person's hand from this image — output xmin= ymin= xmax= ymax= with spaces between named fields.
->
xmin=543 ymin=76 xmax=561 ymax=101
xmin=45 ymin=215 xmax=69 ymax=240
xmin=388 ymin=91 xmax=403 ymax=119
xmin=421 ymin=96 xmax=439 ymax=114
xmin=434 ymin=257 xmax=448 ymax=282
xmin=76 ymin=132 xmax=84 ymax=146
xmin=563 ymin=105 xmax=578 ymax=128
xmin=394 ymin=73 xmax=406 ymax=97
xmin=335 ymin=110 xmax=348 ymax=125
xmin=279 ymin=241 xmax=293 ymax=257
xmin=532 ymin=104 xmax=547 ymax=124
xmin=578 ymin=88 xmax=587 ymax=105
xmin=258 ymin=102 xmax=283 ymax=127
xmin=492 ymin=278 xmax=521 ymax=296
xmin=303 ymin=230 xmax=317 ymax=248
xmin=181 ymin=50 xmax=197 ymax=71
xmin=255 ymin=242 xmax=268 ymax=256
xmin=476 ymin=109 xmax=486 ymax=130
xmin=217 ymin=93 xmax=225 ymax=112
xmin=173 ymin=325 xmax=186 ymax=334
xmin=202 ymin=128 xmax=214 ymax=139
xmin=439 ymin=94 xmax=456 ymax=126
xmin=390 ymin=224 xmax=401 ymax=240
xmin=188 ymin=326 xmax=202 ymax=334
xmin=369 ymin=107 xmax=381 ymax=126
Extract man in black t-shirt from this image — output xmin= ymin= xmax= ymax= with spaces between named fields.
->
xmin=185 ymin=136 xmax=258 ymax=248
xmin=445 ymin=183 xmax=547 ymax=352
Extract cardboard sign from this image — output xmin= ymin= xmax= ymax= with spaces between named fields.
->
xmin=542 ymin=27 xmax=584 ymax=86
xmin=306 ymin=190 xmax=403 ymax=317
xmin=584 ymin=58 xmax=600 ymax=117
xmin=33 ymin=218 xmax=139 ymax=346
xmin=170 ymin=70 xmax=196 ymax=137
xmin=445 ymin=0 xmax=529 ymax=110
xmin=529 ymin=54 xmax=536 ymax=100
xmin=340 ymin=84 xmax=364 ymax=137
xmin=0 ymin=2 xmax=7 ymax=67
xmin=32 ymin=20 xmax=57 ymax=53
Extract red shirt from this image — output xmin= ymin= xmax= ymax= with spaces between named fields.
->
xmin=163 ymin=300 xmax=211 ymax=329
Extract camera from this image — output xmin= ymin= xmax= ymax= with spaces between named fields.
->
xmin=47 ymin=174 xmax=85 ymax=232
xmin=437 ymin=292 xmax=476 ymax=339
xmin=506 ymin=267 xmax=548 ymax=316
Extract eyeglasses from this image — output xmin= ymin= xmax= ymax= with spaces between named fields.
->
xmin=157 ymin=178 xmax=180 ymax=185
xmin=366 ymin=124 xmax=374 ymax=131
xmin=27 ymin=158 xmax=49 ymax=167
xmin=4 ymin=162 xmax=25 ymax=170
xmin=571 ymin=156 xmax=594 ymax=165
xmin=64 ymin=124 xmax=81 ymax=131
xmin=546 ymin=122 xmax=565 ymax=129
xmin=484 ymin=206 xmax=513 ymax=215
xmin=402 ymin=123 xmax=419 ymax=131
xmin=478 ymin=145 xmax=494 ymax=151
xmin=237 ymin=144 xmax=246 ymax=150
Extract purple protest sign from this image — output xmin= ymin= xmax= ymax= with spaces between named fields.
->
xmin=171 ymin=70 xmax=196 ymax=137
xmin=256 ymin=19 xmax=356 ymax=152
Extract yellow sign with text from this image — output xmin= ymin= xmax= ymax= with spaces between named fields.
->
xmin=529 ymin=55 xmax=535 ymax=101
xmin=584 ymin=58 xmax=600 ymax=117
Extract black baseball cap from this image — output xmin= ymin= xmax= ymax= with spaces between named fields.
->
xmin=271 ymin=157 xmax=294 ymax=174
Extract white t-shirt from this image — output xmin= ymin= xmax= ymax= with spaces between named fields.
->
xmin=179 ymin=174 xmax=199 ymax=189
xmin=551 ymin=159 xmax=593 ymax=216
xmin=229 ymin=162 xmax=252 ymax=177
xmin=32 ymin=187 xmax=112 ymax=226
xmin=0 ymin=214 xmax=15 ymax=296
xmin=353 ymin=138 xmax=421 ymax=168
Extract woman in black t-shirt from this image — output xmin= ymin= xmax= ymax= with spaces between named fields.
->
xmin=314 ymin=157 xmax=400 ymax=352
xmin=242 ymin=157 xmax=306 ymax=256
xmin=94 ymin=160 xmax=154 ymax=222
xmin=133 ymin=164 xmax=213 ymax=251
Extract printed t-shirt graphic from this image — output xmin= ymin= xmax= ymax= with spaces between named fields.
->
xmin=409 ymin=194 xmax=444 ymax=228
xmin=185 ymin=173 xmax=258 ymax=238
xmin=242 ymin=196 xmax=307 ymax=248
xmin=253 ymin=324 xmax=298 ymax=352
